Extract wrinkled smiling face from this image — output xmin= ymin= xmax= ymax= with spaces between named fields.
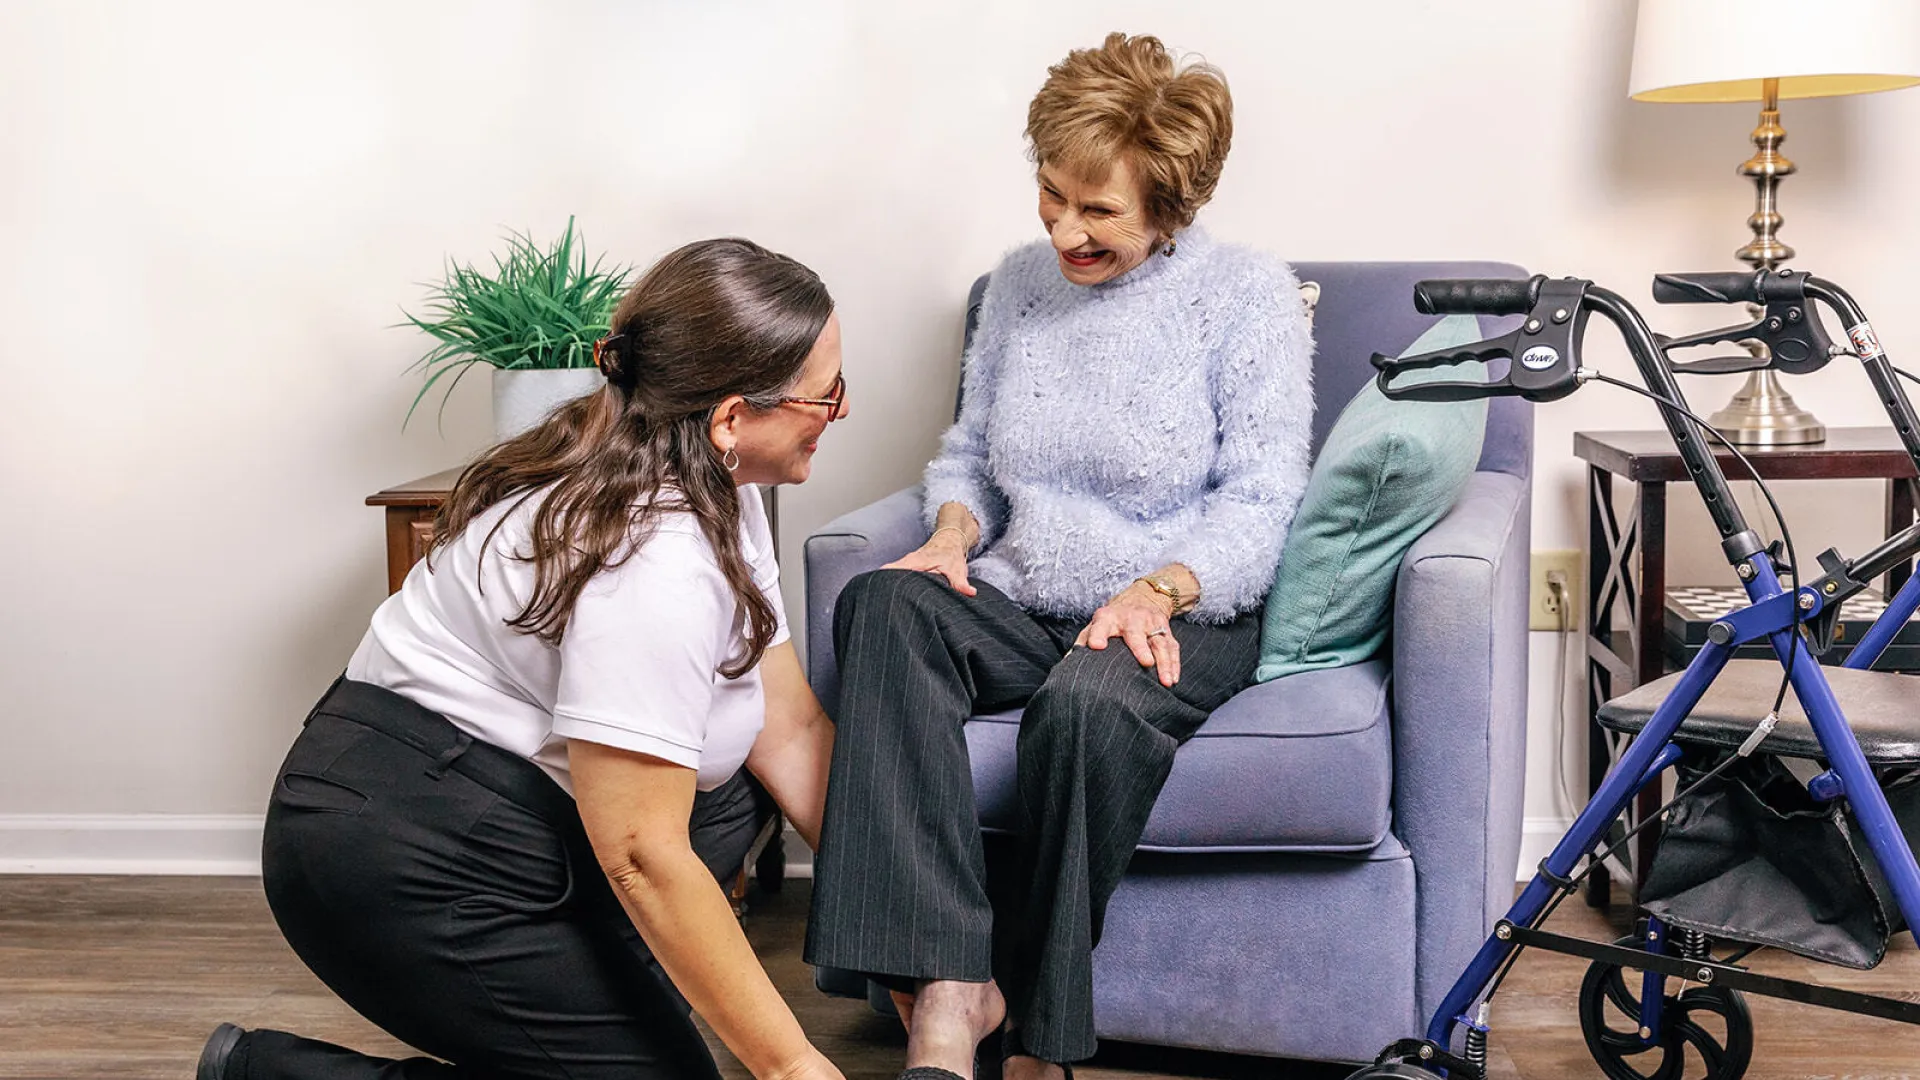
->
xmin=1037 ymin=157 xmax=1161 ymax=286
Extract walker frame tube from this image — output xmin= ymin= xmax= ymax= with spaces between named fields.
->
xmin=1418 ymin=282 xmax=1920 ymax=1057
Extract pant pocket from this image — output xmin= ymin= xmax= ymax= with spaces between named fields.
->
xmin=274 ymin=771 xmax=371 ymax=816
xmin=452 ymin=797 xmax=579 ymax=916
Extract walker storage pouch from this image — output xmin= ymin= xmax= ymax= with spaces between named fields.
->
xmin=1639 ymin=756 xmax=1920 ymax=970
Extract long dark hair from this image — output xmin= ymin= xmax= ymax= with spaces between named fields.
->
xmin=430 ymin=237 xmax=832 ymax=677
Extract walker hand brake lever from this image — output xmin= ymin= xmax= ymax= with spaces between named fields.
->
xmin=1652 ymin=268 xmax=1836 ymax=376
xmin=1371 ymin=275 xmax=1590 ymax=403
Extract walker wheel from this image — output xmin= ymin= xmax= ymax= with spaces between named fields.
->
xmin=1578 ymin=936 xmax=1753 ymax=1080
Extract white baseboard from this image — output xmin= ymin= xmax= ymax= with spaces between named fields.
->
xmin=0 ymin=815 xmax=810 ymax=880
xmin=0 ymin=814 xmax=264 ymax=875
xmin=1 ymin=817 xmax=1547 ymax=882
xmin=1517 ymin=815 xmax=1573 ymax=881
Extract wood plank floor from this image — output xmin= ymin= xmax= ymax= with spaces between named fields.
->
xmin=0 ymin=875 xmax=1913 ymax=1079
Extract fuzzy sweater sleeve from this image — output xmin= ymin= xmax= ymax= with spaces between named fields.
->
xmin=921 ymin=275 xmax=1013 ymax=546
xmin=1161 ymin=265 xmax=1316 ymax=622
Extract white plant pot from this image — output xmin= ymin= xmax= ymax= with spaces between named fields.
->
xmin=491 ymin=367 xmax=606 ymax=442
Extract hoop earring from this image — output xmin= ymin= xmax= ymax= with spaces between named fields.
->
xmin=722 ymin=447 xmax=740 ymax=473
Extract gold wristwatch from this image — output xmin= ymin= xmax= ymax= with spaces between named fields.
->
xmin=1136 ymin=572 xmax=1188 ymax=613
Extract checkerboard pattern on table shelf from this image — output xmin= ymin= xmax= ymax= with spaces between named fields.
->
xmin=1663 ymin=584 xmax=1920 ymax=670
xmin=1666 ymin=585 xmax=1907 ymax=624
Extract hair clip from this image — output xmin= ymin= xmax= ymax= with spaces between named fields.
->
xmin=593 ymin=333 xmax=621 ymax=378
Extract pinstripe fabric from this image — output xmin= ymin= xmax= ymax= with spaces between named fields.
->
xmin=804 ymin=569 xmax=1259 ymax=1064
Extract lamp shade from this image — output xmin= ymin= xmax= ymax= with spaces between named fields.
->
xmin=1630 ymin=0 xmax=1920 ymax=102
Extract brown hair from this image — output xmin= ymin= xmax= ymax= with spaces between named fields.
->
xmin=430 ymin=237 xmax=832 ymax=677
xmin=1025 ymin=32 xmax=1233 ymax=234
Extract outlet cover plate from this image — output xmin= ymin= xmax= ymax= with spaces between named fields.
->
xmin=1531 ymin=550 xmax=1582 ymax=632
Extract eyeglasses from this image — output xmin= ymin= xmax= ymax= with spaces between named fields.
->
xmin=779 ymin=373 xmax=847 ymax=421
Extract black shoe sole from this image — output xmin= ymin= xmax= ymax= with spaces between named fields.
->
xmin=197 ymin=1023 xmax=245 ymax=1080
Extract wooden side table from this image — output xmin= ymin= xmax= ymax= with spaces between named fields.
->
xmin=1574 ymin=428 xmax=1919 ymax=907
xmin=364 ymin=469 xmax=788 ymax=907
xmin=366 ymin=469 xmax=781 ymax=596
xmin=366 ymin=468 xmax=464 ymax=595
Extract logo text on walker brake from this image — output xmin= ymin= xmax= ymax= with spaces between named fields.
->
xmin=1520 ymin=345 xmax=1559 ymax=371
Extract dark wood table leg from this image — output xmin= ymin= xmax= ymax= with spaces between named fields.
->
xmin=1886 ymin=478 xmax=1916 ymax=597
xmin=1630 ymin=482 xmax=1668 ymax=900
xmin=1585 ymin=466 xmax=1618 ymax=908
xmin=384 ymin=507 xmax=435 ymax=595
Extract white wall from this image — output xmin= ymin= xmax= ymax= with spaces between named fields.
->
xmin=5 ymin=1 xmax=1917 ymax=872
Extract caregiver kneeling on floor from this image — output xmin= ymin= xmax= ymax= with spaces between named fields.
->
xmin=200 ymin=237 xmax=851 ymax=1080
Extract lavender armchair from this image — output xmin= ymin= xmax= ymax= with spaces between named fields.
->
xmin=805 ymin=262 xmax=1532 ymax=1065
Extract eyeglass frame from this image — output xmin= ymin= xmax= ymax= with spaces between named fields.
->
xmin=778 ymin=372 xmax=847 ymax=421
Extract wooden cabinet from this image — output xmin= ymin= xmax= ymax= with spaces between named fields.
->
xmin=368 ymin=470 xmax=781 ymax=594
xmin=366 ymin=468 xmax=464 ymax=595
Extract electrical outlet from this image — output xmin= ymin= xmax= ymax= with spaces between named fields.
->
xmin=1530 ymin=550 xmax=1583 ymax=631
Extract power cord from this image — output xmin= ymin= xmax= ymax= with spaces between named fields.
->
xmin=1548 ymin=571 xmax=1584 ymax=820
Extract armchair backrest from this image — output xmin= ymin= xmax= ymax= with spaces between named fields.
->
xmin=957 ymin=260 xmax=1532 ymax=479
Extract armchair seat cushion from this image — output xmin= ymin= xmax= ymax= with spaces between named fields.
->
xmin=964 ymin=660 xmax=1394 ymax=853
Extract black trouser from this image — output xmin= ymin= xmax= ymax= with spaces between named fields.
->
xmin=803 ymin=571 xmax=1259 ymax=1064
xmin=235 ymin=677 xmax=766 ymax=1080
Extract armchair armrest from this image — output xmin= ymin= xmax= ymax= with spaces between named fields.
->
xmin=803 ymin=485 xmax=927 ymax=713
xmin=1388 ymin=469 xmax=1531 ymax=1025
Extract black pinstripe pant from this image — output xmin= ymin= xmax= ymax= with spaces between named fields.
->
xmin=804 ymin=570 xmax=1260 ymax=1064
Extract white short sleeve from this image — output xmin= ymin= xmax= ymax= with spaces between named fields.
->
xmin=743 ymin=488 xmax=790 ymax=649
xmin=552 ymin=525 xmax=731 ymax=768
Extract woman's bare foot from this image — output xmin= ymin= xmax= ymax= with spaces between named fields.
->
xmin=902 ymin=978 xmax=1005 ymax=1079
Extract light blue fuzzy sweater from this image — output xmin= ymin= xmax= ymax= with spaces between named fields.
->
xmin=923 ymin=226 xmax=1316 ymax=624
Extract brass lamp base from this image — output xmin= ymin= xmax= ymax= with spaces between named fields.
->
xmin=1706 ymin=80 xmax=1825 ymax=449
xmin=1708 ymin=369 xmax=1825 ymax=446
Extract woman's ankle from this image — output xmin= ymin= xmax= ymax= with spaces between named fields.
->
xmin=903 ymin=979 xmax=1005 ymax=1077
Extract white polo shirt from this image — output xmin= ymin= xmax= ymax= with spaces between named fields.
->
xmin=346 ymin=484 xmax=787 ymax=794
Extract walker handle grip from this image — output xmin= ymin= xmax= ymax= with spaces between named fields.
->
xmin=1652 ymin=271 xmax=1763 ymax=305
xmin=1412 ymin=276 xmax=1542 ymax=316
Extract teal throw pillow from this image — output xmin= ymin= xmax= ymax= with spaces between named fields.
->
xmin=1254 ymin=315 xmax=1489 ymax=682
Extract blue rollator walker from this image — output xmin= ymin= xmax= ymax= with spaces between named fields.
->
xmin=1354 ymin=268 xmax=1920 ymax=1080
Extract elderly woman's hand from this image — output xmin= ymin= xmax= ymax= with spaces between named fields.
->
xmin=883 ymin=504 xmax=980 ymax=595
xmin=1076 ymin=581 xmax=1181 ymax=687
xmin=882 ymin=532 xmax=976 ymax=596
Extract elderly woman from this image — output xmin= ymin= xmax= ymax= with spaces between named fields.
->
xmin=805 ymin=32 xmax=1314 ymax=1080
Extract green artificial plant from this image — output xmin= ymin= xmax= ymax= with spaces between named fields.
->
xmin=401 ymin=216 xmax=632 ymax=427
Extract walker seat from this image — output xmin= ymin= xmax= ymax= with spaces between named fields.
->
xmin=1598 ymin=660 xmax=1920 ymax=765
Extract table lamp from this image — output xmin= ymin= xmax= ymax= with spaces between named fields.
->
xmin=1629 ymin=0 xmax=1920 ymax=445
